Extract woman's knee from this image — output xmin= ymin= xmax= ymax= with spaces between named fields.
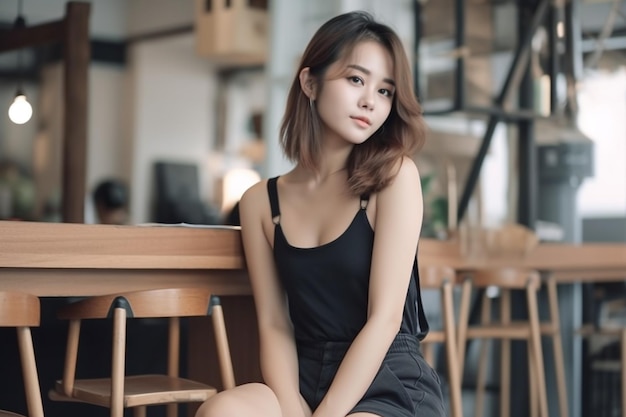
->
xmin=194 ymin=383 xmax=281 ymax=417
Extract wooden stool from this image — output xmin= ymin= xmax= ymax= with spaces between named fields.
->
xmin=457 ymin=268 xmax=549 ymax=417
xmin=49 ymin=288 xmax=235 ymax=417
xmin=419 ymin=265 xmax=463 ymax=417
xmin=0 ymin=291 xmax=44 ymax=417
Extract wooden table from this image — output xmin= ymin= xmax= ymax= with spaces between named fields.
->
xmin=0 ymin=221 xmax=249 ymax=296
xmin=418 ymin=238 xmax=626 ymax=280
xmin=3 ymin=219 xmax=624 ymax=299
xmin=2 ymin=220 xmax=626 ymax=416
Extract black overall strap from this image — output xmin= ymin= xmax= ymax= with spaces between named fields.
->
xmin=413 ymin=255 xmax=430 ymax=341
xmin=360 ymin=193 xmax=370 ymax=209
xmin=267 ymin=177 xmax=280 ymax=223
xmin=361 ymin=192 xmax=428 ymax=339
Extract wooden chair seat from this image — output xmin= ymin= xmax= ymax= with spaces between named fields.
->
xmin=49 ymin=288 xmax=235 ymax=417
xmin=50 ymin=375 xmax=217 ymax=407
xmin=0 ymin=291 xmax=44 ymax=417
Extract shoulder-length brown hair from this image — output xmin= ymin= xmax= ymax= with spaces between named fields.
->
xmin=280 ymin=11 xmax=425 ymax=195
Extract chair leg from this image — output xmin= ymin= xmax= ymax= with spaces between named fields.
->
xmin=210 ymin=296 xmax=236 ymax=390
xmin=621 ymin=328 xmax=626 ymax=417
xmin=474 ymin=293 xmax=492 ymax=417
xmin=167 ymin=317 xmax=181 ymax=417
xmin=134 ymin=406 xmax=147 ymax=417
xmin=62 ymin=319 xmax=81 ymax=397
xmin=474 ymin=338 xmax=489 ymax=417
xmin=168 ymin=317 xmax=180 ymax=377
xmin=111 ymin=307 xmax=127 ymax=417
xmin=17 ymin=327 xmax=44 ymax=417
xmin=528 ymin=345 xmax=538 ymax=417
xmin=167 ymin=403 xmax=177 ymax=417
xmin=526 ymin=285 xmax=549 ymax=417
xmin=457 ymin=277 xmax=473 ymax=374
xmin=546 ymin=277 xmax=569 ymax=417
xmin=499 ymin=290 xmax=511 ymax=417
xmin=442 ymin=280 xmax=463 ymax=417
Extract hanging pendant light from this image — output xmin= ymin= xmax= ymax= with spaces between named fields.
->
xmin=8 ymin=0 xmax=32 ymax=125
xmin=8 ymin=89 xmax=33 ymax=125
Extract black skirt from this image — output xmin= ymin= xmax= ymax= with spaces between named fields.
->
xmin=297 ymin=333 xmax=446 ymax=417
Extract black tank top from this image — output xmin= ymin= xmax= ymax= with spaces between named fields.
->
xmin=267 ymin=177 xmax=429 ymax=344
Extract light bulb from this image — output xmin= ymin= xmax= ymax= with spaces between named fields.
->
xmin=8 ymin=93 xmax=33 ymax=125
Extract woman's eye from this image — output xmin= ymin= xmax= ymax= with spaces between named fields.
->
xmin=379 ymin=88 xmax=394 ymax=97
xmin=348 ymin=76 xmax=364 ymax=85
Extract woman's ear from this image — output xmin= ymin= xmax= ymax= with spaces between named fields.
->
xmin=299 ymin=67 xmax=316 ymax=100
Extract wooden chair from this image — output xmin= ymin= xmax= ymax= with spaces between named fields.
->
xmin=49 ymin=288 xmax=235 ymax=417
xmin=0 ymin=291 xmax=44 ymax=417
xmin=457 ymin=268 xmax=549 ymax=417
xmin=459 ymin=223 xmax=568 ymax=417
xmin=419 ymin=265 xmax=463 ymax=417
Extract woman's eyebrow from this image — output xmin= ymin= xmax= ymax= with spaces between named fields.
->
xmin=347 ymin=64 xmax=396 ymax=86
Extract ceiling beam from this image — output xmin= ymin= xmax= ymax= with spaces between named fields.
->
xmin=0 ymin=21 xmax=64 ymax=53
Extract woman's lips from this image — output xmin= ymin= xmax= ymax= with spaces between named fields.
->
xmin=351 ymin=116 xmax=371 ymax=127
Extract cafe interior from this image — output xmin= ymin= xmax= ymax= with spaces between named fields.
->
xmin=1 ymin=0 xmax=626 ymax=416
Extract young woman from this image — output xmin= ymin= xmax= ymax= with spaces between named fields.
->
xmin=196 ymin=11 xmax=445 ymax=417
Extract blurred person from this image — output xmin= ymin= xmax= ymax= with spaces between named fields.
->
xmin=92 ymin=179 xmax=129 ymax=225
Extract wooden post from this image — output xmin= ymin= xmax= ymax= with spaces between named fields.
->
xmin=62 ymin=2 xmax=90 ymax=223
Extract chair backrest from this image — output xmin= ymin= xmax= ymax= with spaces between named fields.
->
xmin=419 ymin=264 xmax=457 ymax=289
xmin=470 ymin=268 xmax=540 ymax=290
xmin=0 ymin=292 xmax=40 ymax=327
xmin=57 ymin=288 xmax=217 ymax=320
xmin=482 ymin=223 xmax=539 ymax=258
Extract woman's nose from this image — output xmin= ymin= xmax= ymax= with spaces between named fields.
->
xmin=359 ymin=89 xmax=375 ymax=109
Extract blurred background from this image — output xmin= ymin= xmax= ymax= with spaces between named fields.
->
xmin=1 ymin=1 xmax=626 ymax=416
xmin=0 ymin=0 xmax=624 ymax=240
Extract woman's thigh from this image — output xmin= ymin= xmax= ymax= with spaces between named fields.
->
xmin=195 ymin=383 xmax=282 ymax=417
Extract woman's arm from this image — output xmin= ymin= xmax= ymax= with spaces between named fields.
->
xmin=239 ymin=182 xmax=312 ymax=417
xmin=312 ymin=157 xmax=423 ymax=417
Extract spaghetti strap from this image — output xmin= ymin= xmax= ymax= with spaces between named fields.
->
xmin=267 ymin=177 xmax=281 ymax=224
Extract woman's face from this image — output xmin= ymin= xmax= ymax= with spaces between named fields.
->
xmin=314 ymin=40 xmax=395 ymax=146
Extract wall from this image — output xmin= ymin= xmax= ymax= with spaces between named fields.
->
xmin=577 ymin=69 xmax=626 ymax=218
xmin=84 ymin=63 xmax=130 ymax=222
xmin=126 ymin=34 xmax=217 ymax=224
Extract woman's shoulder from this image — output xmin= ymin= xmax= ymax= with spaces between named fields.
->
xmin=239 ymin=178 xmax=270 ymax=215
xmin=385 ymin=156 xmax=421 ymax=193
